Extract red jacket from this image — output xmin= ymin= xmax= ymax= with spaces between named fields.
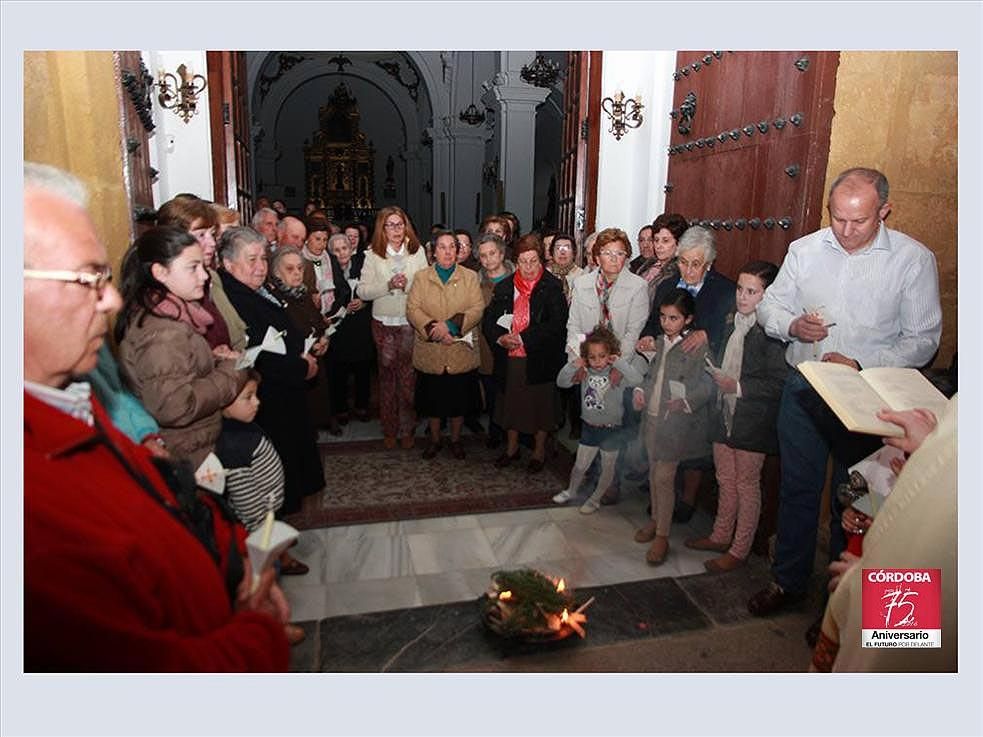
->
xmin=24 ymin=391 xmax=289 ymax=671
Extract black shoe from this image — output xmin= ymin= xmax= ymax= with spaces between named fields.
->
xmin=450 ymin=441 xmax=466 ymax=460
xmin=464 ymin=418 xmax=485 ymax=435
xmin=747 ymin=582 xmax=806 ymax=617
xmin=672 ymin=501 xmax=695 ymax=523
xmin=526 ymin=458 xmax=545 ymax=474
xmin=486 ymin=435 xmax=503 ymax=450
xmin=353 ymin=408 xmax=370 ymax=422
xmin=336 ymin=412 xmax=350 ymax=426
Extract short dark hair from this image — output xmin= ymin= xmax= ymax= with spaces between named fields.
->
xmin=651 ymin=212 xmax=689 ymax=243
xmin=659 ymin=287 xmax=696 ymax=318
xmin=512 ymin=233 xmax=544 ymax=262
xmin=739 ymin=260 xmax=780 ymax=289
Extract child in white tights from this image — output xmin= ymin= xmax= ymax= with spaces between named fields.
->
xmin=553 ymin=325 xmax=643 ymax=514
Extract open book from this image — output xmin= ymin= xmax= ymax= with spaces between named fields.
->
xmin=798 ymin=361 xmax=948 ymax=437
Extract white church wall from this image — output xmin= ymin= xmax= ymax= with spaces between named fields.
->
xmin=145 ymin=50 xmax=214 ymax=203
xmin=594 ymin=50 xmax=676 ymax=256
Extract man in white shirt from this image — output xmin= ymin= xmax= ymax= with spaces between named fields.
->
xmin=747 ymin=167 xmax=942 ymax=618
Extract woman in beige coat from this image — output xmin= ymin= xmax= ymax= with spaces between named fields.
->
xmin=406 ymin=230 xmax=484 ymax=459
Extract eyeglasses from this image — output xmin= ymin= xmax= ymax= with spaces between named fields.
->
xmin=553 ymin=245 xmax=572 ymax=253
xmin=24 ymin=265 xmax=113 ymax=295
xmin=678 ymin=257 xmax=707 ymax=270
xmin=599 ymin=250 xmax=627 ymax=259
xmin=384 ymin=221 xmax=405 ymax=229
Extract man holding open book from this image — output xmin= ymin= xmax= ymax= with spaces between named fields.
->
xmin=746 ymin=167 xmax=942 ymax=619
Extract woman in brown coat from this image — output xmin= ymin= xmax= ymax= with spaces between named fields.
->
xmin=116 ymin=227 xmax=243 ymax=469
xmin=405 ymin=230 xmax=485 ymax=459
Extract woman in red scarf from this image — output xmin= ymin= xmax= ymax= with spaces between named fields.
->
xmin=117 ymin=227 xmax=244 ymax=469
xmin=482 ymin=235 xmax=569 ymax=473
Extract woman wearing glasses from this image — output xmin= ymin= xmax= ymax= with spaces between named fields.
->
xmin=115 ymin=226 xmax=244 ymax=470
xmin=566 ymin=228 xmax=651 ymax=500
xmin=356 ymin=206 xmax=430 ymax=449
xmin=482 ymin=235 xmax=568 ymax=473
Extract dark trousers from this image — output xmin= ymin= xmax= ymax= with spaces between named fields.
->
xmin=329 ymin=358 xmax=371 ymax=415
xmin=479 ymin=373 xmax=503 ymax=439
xmin=772 ymin=371 xmax=880 ymax=594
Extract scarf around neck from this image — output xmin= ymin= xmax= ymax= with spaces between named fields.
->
xmin=595 ymin=270 xmax=619 ymax=328
xmin=271 ymin=275 xmax=308 ymax=301
xmin=510 ymin=267 xmax=543 ymax=358
xmin=150 ymin=294 xmax=214 ymax=335
xmin=301 ymin=246 xmax=336 ymax=313
xmin=720 ymin=311 xmax=757 ymax=436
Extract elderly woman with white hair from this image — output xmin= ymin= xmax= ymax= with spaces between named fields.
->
xmin=219 ymin=227 xmax=325 ymax=516
xmin=637 ymin=224 xmax=736 ymax=522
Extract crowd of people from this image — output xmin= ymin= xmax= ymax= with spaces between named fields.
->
xmin=23 ymin=161 xmax=954 ymax=672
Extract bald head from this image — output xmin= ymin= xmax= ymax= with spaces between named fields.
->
xmin=277 ymin=216 xmax=306 ymax=248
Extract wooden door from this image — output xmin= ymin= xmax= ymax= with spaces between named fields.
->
xmin=664 ymin=51 xmax=839 ymax=280
xmin=207 ymin=51 xmax=254 ymax=219
xmin=115 ymin=51 xmax=157 ymax=235
xmin=663 ymin=51 xmax=840 ymax=554
xmin=557 ymin=50 xmax=602 ymax=264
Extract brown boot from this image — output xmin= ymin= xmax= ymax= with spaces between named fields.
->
xmin=634 ymin=521 xmax=659 ymax=543
xmin=704 ymin=553 xmax=746 ymax=573
xmin=646 ymin=536 xmax=670 ymax=566
xmin=684 ymin=536 xmax=729 ymax=553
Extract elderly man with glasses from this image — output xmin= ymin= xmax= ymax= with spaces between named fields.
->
xmin=23 ymin=162 xmax=290 ymax=671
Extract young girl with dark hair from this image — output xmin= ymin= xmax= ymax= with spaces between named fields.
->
xmin=116 ymin=226 xmax=244 ymax=468
xmin=631 ymin=288 xmax=713 ymax=565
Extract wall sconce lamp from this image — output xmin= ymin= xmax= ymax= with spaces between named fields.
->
xmin=156 ymin=64 xmax=207 ymax=124
xmin=601 ymin=91 xmax=644 ymax=140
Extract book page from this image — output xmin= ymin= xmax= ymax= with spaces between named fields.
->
xmin=797 ymin=361 xmax=902 ymax=436
xmin=859 ymin=367 xmax=949 ymax=417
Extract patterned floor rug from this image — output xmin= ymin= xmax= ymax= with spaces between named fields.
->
xmin=284 ymin=435 xmax=575 ymax=530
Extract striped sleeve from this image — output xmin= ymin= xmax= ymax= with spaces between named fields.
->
xmin=224 ymin=436 xmax=286 ymax=532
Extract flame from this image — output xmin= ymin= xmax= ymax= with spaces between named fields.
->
xmin=499 ymin=590 xmax=512 ymax=600
xmin=561 ymin=608 xmax=569 ymax=622
xmin=556 ymin=578 xmax=566 ymax=592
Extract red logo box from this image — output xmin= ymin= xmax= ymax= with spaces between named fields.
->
xmin=861 ymin=568 xmax=942 ymax=648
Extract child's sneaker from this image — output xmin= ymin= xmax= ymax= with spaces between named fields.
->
xmin=552 ymin=489 xmax=573 ymax=504
xmin=579 ymin=498 xmax=600 ymax=514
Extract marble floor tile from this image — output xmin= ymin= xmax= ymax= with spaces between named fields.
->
xmin=576 ymin=548 xmax=670 ymax=587
xmin=320 ymin=533 xmax=415 ymax=583
xmin=399 ymin=514 xmax=481 ymax=535
xmin=483 ymin=521 xmax=579 ymax=566
xmin=415 ymin=566 xmax=499 ymax=607
xmin=310 ymin=520 xmax=402 ymax=543
xmin=553 ymin=516 xmax=641 ymax=558
xmin=280 ymin=583 xmax=331 ymax=622
xmin=322 ymin=575 xmax=423 ymax=618
xmin=473 ymin=507 xmax=552 ymax=528
xmin=405 ymin=527 xmax=499 ymax=575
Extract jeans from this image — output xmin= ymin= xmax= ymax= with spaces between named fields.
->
xmin=772 ymin=370 xmax=880 ymax=594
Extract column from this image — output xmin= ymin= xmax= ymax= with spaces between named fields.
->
xmin=484 ymin=51 xmax=549 ymax=233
